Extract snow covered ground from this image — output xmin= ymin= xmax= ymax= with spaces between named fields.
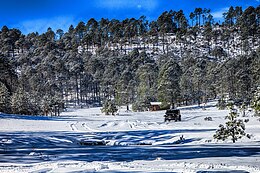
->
xmin=0 ymin=102 xmax=260 ymax=173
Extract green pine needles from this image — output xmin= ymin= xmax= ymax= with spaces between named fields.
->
xmin=0 ymin=82 xmax=11 ymax=113
xmin=214 ymin=108 xmax=250 ymax=143
xmin=252 ymin=87 xmax=260 ymax=116
xmin=101 ymin=99 xmax=118 ymax=115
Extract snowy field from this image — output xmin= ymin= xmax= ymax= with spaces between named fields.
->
xmin=0 ymin=102 xmax=260 ymax=173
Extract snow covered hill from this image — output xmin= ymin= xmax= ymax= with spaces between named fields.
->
xmin=0 ymin=102 xmax=260 ymax=173
xmin=78 ymin=28 xmax=260 ymax=61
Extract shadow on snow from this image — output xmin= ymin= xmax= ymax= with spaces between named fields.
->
xmin=0 ymin=113 xmax=82 ymax=122
xmin=0 ymin=130 xmax=260 ymax=164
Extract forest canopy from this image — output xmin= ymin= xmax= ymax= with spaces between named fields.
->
xmin=0 ymin=6 xmax=260 ymax=115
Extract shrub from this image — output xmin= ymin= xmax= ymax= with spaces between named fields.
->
xmin=101 ymin=99 xmax=118 ymax=115
xmin=213 ymin=108 xmax=250 ymax=143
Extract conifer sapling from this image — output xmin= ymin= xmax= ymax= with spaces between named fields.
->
xmin=214 ymin=107 xmax=250 ymax=143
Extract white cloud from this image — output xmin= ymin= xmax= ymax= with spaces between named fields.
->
xmin=95 ymin=0 xmax=158 ymax=11
xmin=212 ymin=7 xmax=229 ymax=19
xmin=15 ymin=16 xmax=75 ymax=34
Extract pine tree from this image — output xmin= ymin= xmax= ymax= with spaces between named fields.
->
xmin=11 ymin=88 xmax=34 ymax=115
xmin=116 ymin=67 xmax=135 ymax=111
xmin=133 ymin=63 xmax=158 ymax=111
xmin=158 ymin=59 xmax=182 ymax=108
xmin=0 ymin=82 xmax=11 ymax=113
xmin=214 ymin=107 xmax=250 ymax=143
xmin=252 ymin=86 xmax=260 ymax=116
xmin=101 ymin=99 xmax=118 ymax=115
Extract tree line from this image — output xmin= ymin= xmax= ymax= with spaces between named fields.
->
xmin=0 ymin=6 xmax=260 ymax=115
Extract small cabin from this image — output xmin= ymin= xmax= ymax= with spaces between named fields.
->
xmin=150 ymin=102 xmax=162 ymax=111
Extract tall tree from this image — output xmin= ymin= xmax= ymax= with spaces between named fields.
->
xmin=0 ymin=82 xmax=11 ymax=113
xmin=75 ymin=21 xmax=86 ymax=41
xmin=189 ymin=12 xmax=195 ymax=27
xmin=158 ymin=59 xmax=182 ymax=108
xmin=134 ymin=63 xmax=158 ymax=111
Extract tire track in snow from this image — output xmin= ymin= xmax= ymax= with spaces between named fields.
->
xmin=126 ymin=120 xmax=138 ymax=129
xmin=82 ymin=123 xmax=101 ymax=132
xmin=70 ymin=122 xmax=78 ymax=131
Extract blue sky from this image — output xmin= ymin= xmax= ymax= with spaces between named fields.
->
xmin=0 ymin=0 xmax=259 ymax=34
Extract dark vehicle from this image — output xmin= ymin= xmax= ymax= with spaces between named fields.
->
xmin=164 ymin=109 xmax=181 ymax=122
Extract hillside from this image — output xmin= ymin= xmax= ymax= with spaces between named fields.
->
xmin=0 ymin=5 xmax=260 ymax=130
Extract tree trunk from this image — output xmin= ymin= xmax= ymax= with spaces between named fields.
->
xmin=75 ymin=74 xmax=79 ymax=105
xmin=80 ymin=74 xmax=83 ymax=103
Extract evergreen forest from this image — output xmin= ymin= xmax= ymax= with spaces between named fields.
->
xmin=1 ymin=6 xmax=260 ymax=115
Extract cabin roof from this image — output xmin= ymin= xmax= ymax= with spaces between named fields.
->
xmin=150 ymin=102 xmax=162 ymax=106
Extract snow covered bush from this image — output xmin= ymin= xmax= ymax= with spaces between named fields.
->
xmin=213 ymin=108 xmax=250 ymax=143
xmin=101 ymin=99 xmax=118 ymax=115
xmin=132 ymin=99 xmax=150 ymax=112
